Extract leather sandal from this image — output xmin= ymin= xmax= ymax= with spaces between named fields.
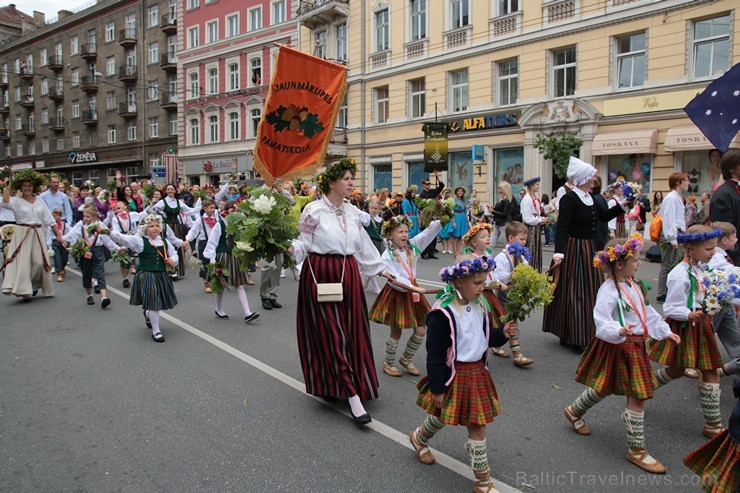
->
xmin=702 ymin=421 xmax=725 ymax=439
xmin=409 ymin=429 xmax=436 ymax=465
xmin=56 ymin=275 xmax=64 ymax=282
xmin=626 ymin=448 xmax=666 ymax=474
xmin=513 ymin=355 xmax=533 ymax=367
xmin=473 ymin=467 xmax=500 ymax=493
xmin=490 ymin=347 xmax=510 ymax=358
xmin=684 ymin=368 xmax=700 ymax=378
xmin=382 ymin=361 xmax=402 ymax=377
xmin=398 ymin=356 xmax=421 ymax=376
xmin=564 ymin=406 xmax=591 ymax=435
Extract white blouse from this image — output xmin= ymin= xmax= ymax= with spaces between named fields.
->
xmin=202 ymin=220 xmax=226 ymax=262
xmin=381 ymin=221 xmax=441 ymax=292
xmin=292 ymin=197 xmax=385 ymax=277
xmin=111 ymin=231 xmax=178 ymax=263
xmin=154 ymin=196 xmax=202 ymax=218
xmin=453 ymin=302 xmax=489 ymax=362
xmin=593 ymin=279 xmax=671 ymax=344
xmin=664 ymin=262 xmax=704 ymax=321
xmin=520 ymin=194 xmax=543 ymax=226
xmin=185 ymin=212 xmax=220 ymax=242
xmin=1 ymin=196 xmax=54 ymax=227
xmin=63 ymin=221 xmax=120 ymax=251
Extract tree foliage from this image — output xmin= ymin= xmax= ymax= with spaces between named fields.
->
xmin=534 ymin=133 xmax=583 ymax=179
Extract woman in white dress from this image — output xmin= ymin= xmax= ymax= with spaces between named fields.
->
xmin=154 ymin=183 xmax=200 ymax=278
xmin=520 ymin=177 xmax=549 ymax=272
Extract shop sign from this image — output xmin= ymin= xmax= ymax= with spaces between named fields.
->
xmin=11 ymin=162 xmax=33 ymax=170
xmin=68 ymin=151 xmax=98 ymax=164
xmin=183 ymin=155 xmax=251 ymax=176
xmin=448 ymin=112 xmax=518 ymax=133
xmin=472 ymin=145 xmax=485 ymax=161
xmin=151 ymin=166 xmax=166 ymax=178
xmin=602 ymin=89 xmax=704 ymax=117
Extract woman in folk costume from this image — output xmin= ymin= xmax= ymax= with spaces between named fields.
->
xmin=153 ymin=183 xmax=201 ymax=279
xmin=369 ymin=215 xmax=442 ymax=377
xmin=542 ymin=157 xmax=628 ymax=348
xmin=520 ymin=177 xmax=549 ymax=272
xmin=607 ymin=180 xmax=627 ymax=238
xmin=451 ymin=186 xmax=470 ymax=257
xmin=401 ymin=185 xmax=422 ymax=239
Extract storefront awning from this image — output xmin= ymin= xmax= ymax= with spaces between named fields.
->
xmin=591 ymin=129 xmax=658 ymax=156
xmin=664 ymin=125 xmax=740 ymax=152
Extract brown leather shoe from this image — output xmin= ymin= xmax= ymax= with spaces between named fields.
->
xmin=204 ymin=282 xmax=212 ymax=294
xmin=703 ymin=421 xmax=725 ymax=439
xmin=513 ymin=355 xmax=533 ymax=367
xmin=409 ymin=429 xmax=436 ymax=465
xmin=626 ymin=448 xmax=666 ymax=474
xmin=382 ymin=361 xmax=402 ymax=377
xmin=398 ymin=356 xmax=421 ymax=376
xmin=564 ymin=405 xmax=591 ymax=435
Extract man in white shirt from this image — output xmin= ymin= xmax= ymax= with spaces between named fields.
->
xmin=39 ymin=175 xmax=74 ymax=227
xmin=656 ymin=172 xmax=689 ymax=302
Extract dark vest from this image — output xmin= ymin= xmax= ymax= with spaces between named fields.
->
xmin=138 ymin=237 xmax=169 ymax=271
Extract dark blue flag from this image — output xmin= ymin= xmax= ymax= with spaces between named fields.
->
xmin=684 ymin=63 xmax=740 ymax=152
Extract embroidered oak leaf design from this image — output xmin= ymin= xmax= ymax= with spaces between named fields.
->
xmin=265 ymin=104 xmax=324 ymax=138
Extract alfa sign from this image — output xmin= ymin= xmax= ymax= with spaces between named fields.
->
xmin=68 ymin=151 xmax=98 ymax=164
xmin=448 ymin=112 xmax=518 ymax=133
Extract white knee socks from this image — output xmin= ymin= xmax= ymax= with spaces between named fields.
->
xmin=215 ymin=293 xmax=226 ymax=316
xmin=147 ymin=310 xmax=161 ymax=335
xmin=235 ymin=286 xmax=252 ymax=316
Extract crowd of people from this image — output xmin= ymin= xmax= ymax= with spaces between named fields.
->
xmin=1 ymin=150 xmax=739 ymax=493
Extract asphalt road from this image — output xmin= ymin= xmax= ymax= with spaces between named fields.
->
xmin=0 ymin=244 xmax=734 ymax=492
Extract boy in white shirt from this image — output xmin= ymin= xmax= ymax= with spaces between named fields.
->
xmin=708 ymin=221 xmax=740 ymax=376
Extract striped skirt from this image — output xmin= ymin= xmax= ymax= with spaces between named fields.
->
xmin=130 ymin=270 xmax=177 ymax=311
xmin=683 ymin=429 xmax=739 ymax=493
xmin=526 ymin=224 xmax=543 ymax=273
xmin=483 ymin=289 xmax=507 ymax=328
xmin=296 ymin=253 xmax=379 ymax=401
xmin=168 ymin=222 xmax=187 ymax=277
xmin=649 ymin=318 xmax=723 ymax=370
xmin=542 ymin=237 xmax=602 ymax=347
xmin=576 ymin=335 xmax=658 ymax=400
xmin=615 ymin=219 xmax=627 ymax=238
xmin=216 ymin=251 xmax=250 ymax=287
xmin=416 ymin=360 xmax=500 ymax=426
xmin=369 ymin=284 xmax=431 ymax=329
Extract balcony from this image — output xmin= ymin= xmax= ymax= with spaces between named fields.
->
xmin=543 ymin=0 xmax=578 ymax=24
xmin=20 ymin=95 xmax=35 ymax=109
xmin=0 ymin=79 xmax=7 ymax=89
xmin=81 ymin=43 xmax=97 ymax=60
xmin=81 ymin=76 xmax=99 ymax=93
xmin=21 ymin=124 xmax=35 ymax=137
xmin=0 ymin=129 xmax=9 ymax=141
xmin=0 ymin=103 xmax=9 ymax=114
xmin=444 ymin=25 xmax=473 ymax=50
xmin=19 ymin=68 xmax=33 ymax=81
xmin=160 ymin=93 xmax=177 ymax=110
xmin=48 ymin=55 xmax=63 ymax=71
xmin=118 ymin=28 xmax=137 ymax=47
xmin=296 ymin=0 xmax=349 ymax=30
xmin=160 ymin=13 xmax=177 ymax=34
xmin=49 ymin=87 xmax=64 ymax=101
xmin=81 ymin=110 xmax=98 ymax=125
xmin=49 ymin=117 xmax=65 ymax=132
xmin=118 ymin=102 xmax=137 ymax=118
xmin=490 ymin=11 xmax=522 ymax=38
xmin=330 ymin=127 xmax=347 ymax=144
xmin=160 ymin=53 xmax=177 ymax=71
xmin=404 ymin=38 xmax=428 ymax=61
xmin=119 ymin=65 xmax=138 ymax=83
xmin=368 ymin=50 xmax=390 ymax=70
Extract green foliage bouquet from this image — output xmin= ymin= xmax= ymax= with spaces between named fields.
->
xmin=67 ymin=238 xmax=90 ymax=258
xmin=111 ymin=250 xmax=133 ymax=268
xmin=206 ymin=262 xmax=229 ymax=294
xmin=416 ymin=198 xmax=454 ymax=229
xmin=502 ymin=264 xmax=555 ymax=323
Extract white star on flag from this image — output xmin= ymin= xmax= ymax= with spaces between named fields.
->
xmin=712 ymin=91 xmax=718 ymax=96
xmin=706 ymin=109 xmax=712 ymax=115
xmin=685 ymin=63 xmax=740 ymax=152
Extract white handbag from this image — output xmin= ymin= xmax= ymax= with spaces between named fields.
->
xmin=307 ymin=230 xmax=347 ymax=303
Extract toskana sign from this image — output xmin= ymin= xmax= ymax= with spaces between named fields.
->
xmin=68 ymin=151 xmax=98 ymax=164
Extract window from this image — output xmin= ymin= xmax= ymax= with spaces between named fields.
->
xmin=498 ymin=0 xmax=518 ymax=16
xmin=410 ymin=0 xmax=426 ymax=41
xmin=40 ymin=48 xmax=47 ymax=66
xmin=272 ymin=0 xmax=286 ymax=24
xmin=206 ymin=20 xmax=218 ymax=43
xmin=148 ymin=5 xmax=159 ymax=28
xmin=41 ymin=108 xmax=48 ymax=124
xmin=106 ymin=56 xmax=115 ymax=76
xmin=450 ymin=0 xmax=470 ymax=29
xmin=552 ymin=47 xmax=576 ymax=97
xmin=497 ymin=59 xmax=518 ymax=105
xmin=72 ymin=100 xmax=80 ymax=118
xmin=227 ymin=14 xmax=239 ymax=37
xmin=72 ymin=131 xmax=80 ymax=148
xmin=149 ymin=117 xmax=159 ymax=138
xmin=147 ymin=80 xmax=159 ymax=100
xmin=450 ymin=69 xmax=468 ymax=112
xmin=188 ymin=27 xmax=200 ymax=49
xmin=29 ymin=141 xmax=35 ymax=155
xmin=692 ymin=15 xmax=730 ymax=79
xmin=41 ymin=78 xmax=48 ymax=95
xmin=16 ymin=143 xmax=23 ymax=157
xmin=150 ymin=154 xmax=161 ymax=170
xmin=71 ymin=68 xmax=79 ymax=86
xmin=228 ymin=63 xmax=239 ymax=91
xmin=106 ymin=91 xmax=116 ymax=110
xmin=373 ymin=164 xmax=392 ymax=192
xmin=615 ymin=33 xmax=645 ymax=89
xmin=169 ymin=113 xmax=178 ymax=135
xmin=189 ymin=72 xmax=200 ymax=98
xmin=314 ymin=31 xmax=327 ymax=59
xmin=70 ymin=36 xmax=79 ymax=55
xmin=26 ymin=54 xmax=33 ymax=71
xmin=189 ymin=118 xmax=200 ymax=144
xmin=108 ymin=125 xmax=116 ymax=144
xmin=375 ymin=9 xmax=389 ymax=52
xmin=57 ymin=138 xmax=65 ymax=151
xmin=126 ymin=87 xmax=136 ymax=106
xmin=126 ymin=48 xmax=136 ymax=67
xmin=337 ymin=97 xmax=347 ymax=128
xmin=409 ymin=78 xmax=425 ymax=118
xmin=127 ymin=120 xmax=137 ymax=140
xmin=249 ymin=7 xmax=262 ymax=31
xmin=14 ymin=87 xmax=20 ymax=102
xmin=188 ymin=0 xmax=199 ymax=9
xmin=250 ymin=57 xmax=261 ymax=86
xmin=105 ymin=22 xmax=115 ymax=42
xmin=336 ymin=23 xmax=347 ymax=61
xmin=250 ymin=108 xmax=261 ymax=137
xmin=208 ymin=115 xmax=219 ymax=142
xmin=12 ymin=114 xmax=19 ymax=130
xmin=207 ymin=67 xmax=218 ymax=95
xmin=374 ymin=86 xmax=389 ymax=123
xmin=42 ymin=139 xmax=49 ymax=152
xmin=228 ymin=111 xmax=240 ymax=140
xmin=148 ymin=43 xmax=159 ymax=64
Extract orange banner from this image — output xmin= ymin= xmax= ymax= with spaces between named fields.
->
xmin=253 ymin=46 xmax=347 ymax=184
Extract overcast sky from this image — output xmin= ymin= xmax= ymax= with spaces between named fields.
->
xmin=11 ymin=0 xmax=89 ymax=20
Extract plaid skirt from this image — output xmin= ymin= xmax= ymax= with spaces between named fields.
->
xmin=483 ymin=289 xmax=507 ymax=328
xmin=369 ymin=285 xmax=431 ymax=329
xmin=216 ymin=251 xmax=250 ymax=287
xmin=576 ymin=335 xmax=658 ymax=400
xmin=130 ymin=270 xmax=177 ymax=311
xmin=416 ymin=360 xmax=500 ymax=426
xmin=649 ymin=318 xmax=723 ymax=370
xmin=683 ymin=429 xmax=739 ymax=493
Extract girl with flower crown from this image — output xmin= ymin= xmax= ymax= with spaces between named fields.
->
xmin=564 ymin=234 xmax=680 ymax=474
xmin=520 ymin=177 xmax=549 ymax=272
xmin=153 ymin=183 xmax=202 ymax=279
xmin=648 ymin=224 xmax=728 ymax=439
xmin=369 ymin=215 xmax=441 ymax=378
xmin=409 ymin=254 xmax=518 ymax=493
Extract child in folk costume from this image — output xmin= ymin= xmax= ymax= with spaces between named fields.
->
xmin=564 ymin=234 xmax=680 ymax=474
xmin=648 ymin=225 xmax=727 ymax=438
xmin=47 ymin=208 xmax=70 ymax=283
xmin=108 ymin=201 xmax=140 ymax=288
xmin=63 ymin=203 xmax=120 ymax=308
xmin=153 ymin=183 xmax=201 ymax=279
xmin=185 ymin=198 xmax=220 ymax=293
xmin=369 ymin=215 xmax=442 ymax=377
xmin=520 ymin=177 xmax=549 ymax=273
xmin=409 ymin=255 xmax=518 ymax=493
xmin=607 ymin=181 xmax=627 ymax=238
xmin=363 ymin=198 xmax=385 ymax=294
xmin=203 ymin=200 xmax=260 ymax=324
xmin=709 ymin=221 xmax=740 ymax=377
xmin=109 ymin=213 xmax=178 ymax=342
xmin=491 ymin=221 xmax=535 ymax=367
xmin=684 ymin=377 xmax=740 ymax=493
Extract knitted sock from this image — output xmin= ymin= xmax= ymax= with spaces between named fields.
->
xmin=416 ymin=415 xmax=445 ymax=444
xmin=509 ymin=341 xmax=521 ymax=355
xmin=402 ymin=334 xmax=424 ymax=361
xmin=653 ymin=368 xmax=674 ymax=389
xmin=699 ymin=382 xmax=722 ymax=424
xmin=384 ymin=337 xmax=399 ymax=366
xmin=148 ymin=310 xmax=161 ymax=335
xmin=721 ymin=357 xmax=740 ymax=376
xmin=622 ymin=409 xmax=646 ymax=450
xmin=465 ymin=438 xmax=493 ymax=488
xmin=215 ymin=293 xmax=226 ymax=316
xmin=235 ymin=286 xmax=252 ymax=316
xmin=572 ymin=388 xmax=604 ymax=416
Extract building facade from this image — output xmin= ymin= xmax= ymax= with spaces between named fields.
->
xmin=0 ymin=4 xmax=44 ymax=46
xmin=0 ymin=0 xmax=179 ymax=186
xmin=298 ymin=0 xmax=739 ymax=203
xmin=178 ymin=0 xmax=298 ymax=186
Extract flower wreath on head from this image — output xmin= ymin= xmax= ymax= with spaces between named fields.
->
xmin=202 ymin=183 xmax=216 ymax=191
xmin=462 ymin=223 xmax=493 ymax=246
xmin=440 ymin=255 xmax=496 ymax=283
xmin=406 ymin=184 xmax=418 ymax=195
xmin=677 ymin=228 xmax=722 ymax=244
xmin=523 ymin=177 xmax=541 ymax=187
xmin=381 ymin=215 xmax=413 ymax=238
xmin=220 ymin=197 xmax=243 ymax=218
xmin=593 ymin=233 xmax=644 ymax=270
xmin=10 ymin=169 xmax=47 ymax=194
xmin=316 ymin=158 xmax=357 ymax=195
xmin=608 ymin=179 xmax=626 ymax=191
xmin=138 ymin=213 xmax=165 ymax=236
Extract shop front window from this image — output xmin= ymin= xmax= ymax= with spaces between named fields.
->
xmin=679 ymin=149 xmax=723 ymax=194
xmin=606 ymin=154 xmax=652 ymax=194
xmin=373 ymin=164 xmax=392 ymax=192
xmin=448 ymin=151 xmax=473 ymax=196
xmin=493 ymin=148 xmax=524 ymax=202
xmin=407 ymin=161 xmax=425 ymax=191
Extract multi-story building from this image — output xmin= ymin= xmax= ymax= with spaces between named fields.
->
xmin=298 ymin=0 xmax=739 ymax=202
xmin=0 ymin=4 xmax=44 ymax=46
xmin=0 ymin=0 xmax=179 ymax=186
xmin=178 ymin=0 xmax=298 ymax=185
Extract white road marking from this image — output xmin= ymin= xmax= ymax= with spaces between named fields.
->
xmin=66 ymin=268 xmax=521 ymax=493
